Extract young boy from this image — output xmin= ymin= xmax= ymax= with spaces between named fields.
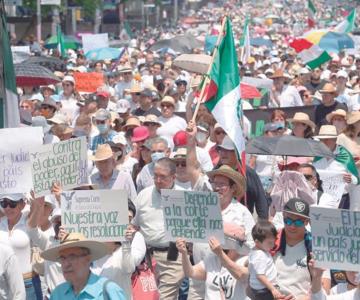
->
xmin=248 ymin=220 xmax=284 ymax=300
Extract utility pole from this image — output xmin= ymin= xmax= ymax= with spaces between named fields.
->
xmin=174 ymin=0 xmax=178 ymax=26
xmin=36 ymin=0 xmax=41 ymax=41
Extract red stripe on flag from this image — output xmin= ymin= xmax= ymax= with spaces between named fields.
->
xmin=289 ymin=38 xmax=314 ymax=53
xmin=240 ymin=83 xmax=261 ymax=99
xmin=308 ymin=18 xmax=316 ymax=28
xmin=201 ymin=79 xmax=218 ymax=103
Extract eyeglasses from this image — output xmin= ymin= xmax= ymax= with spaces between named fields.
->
xmin=303 ymin=174 xmax=314 ymax=181
xmin=215 ymin=131 xmax=226 ymax=135
xmin=135 ymin=93 xmax=141 ymax=96
xmin=161 ymin=104 xmax=173 ymax=109
xmin=210 ymin=181 xmax=230 ymax=189
xmin=283 ymin=217 xmax=305 ymax=227
xmin=0 ymin=199 xmax=19 ymax=209
xmin=41 ymin=105 xmax=52 ymax=110
xmin=144 ymin=122 xmax=158 ymax=127
xmin=57 ymin=253 xmax=89 ymax=264
xmin=176 ymin=161 xmax=186 ymax=167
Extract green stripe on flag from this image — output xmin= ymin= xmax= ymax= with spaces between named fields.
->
xmin=307 ymin=51 xmax=331 ymax=69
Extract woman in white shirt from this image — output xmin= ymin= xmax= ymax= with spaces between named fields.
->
xmin=0 ymin=194 xmax=43 ymax=300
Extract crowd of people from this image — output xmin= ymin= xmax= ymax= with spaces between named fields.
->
xmin=2 ymin=0 xmax=360 ymax=299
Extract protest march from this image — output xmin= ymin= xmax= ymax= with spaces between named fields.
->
xmin=1 ymin=0 xmax=360 ymax=299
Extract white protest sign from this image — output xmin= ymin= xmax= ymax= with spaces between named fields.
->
xmin=318 ymin=170 xmax=345 ymax=205
xmin=30 ymin=137 xmax=88 ymax=197
xmin=61 ymin=190 xmax=128 ymax=241
xmin=161 ymin=189 xmax=224 ymax=243
xmin=82 ymin=33 xmax=109 ymax=54
xmin=11 ymin=46 xmax=30 ymax=54
xmin=41 ymin=0 xmax=60 ymax=5
xmin=0 ymin=127 xmax=43 ymax=193
xmin=311 ymin=206 xmax=360 ymax=271
xmin=242 ymin=76 xmax=273 ymax=89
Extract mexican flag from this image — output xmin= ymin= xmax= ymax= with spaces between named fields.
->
xmin=334 ymin=9 xmax=356 ymax=33
xmin=239 ymin=16 xmax=250 ymax=65
xmin=57 ymin=24 xmax=65 ymax=58
xmin=203 ymin=18 xmax=245 ymax=165
xmin=307 ymin=0 xmax=316 ymax=28
xmin=120 ymin=21 xmax=133 ymax=41
xmin=0 ymin=6 xmax=19 ymax=128
xmin=290 ymin=38 xmax=331 ymax=69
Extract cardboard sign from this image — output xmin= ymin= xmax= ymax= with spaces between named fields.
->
xmin=74 ymin=72 xmax=104 ymax=93
xmin=311 ymin=206 xmax=360 ymax=271
xmin=61 ymin=190 xmax=128 ymax=241
xmin=82 ymin=33 xmax=109 ymax=54
xmin=30 ymin=137 xmax=88 ymax=197
xmin=161 ymin=189 xmax=224 ymax=243
xmin=0 ymin=127 xmax=43 ymax=194
xmin=317 ymin=170 xmax=345 ymax=206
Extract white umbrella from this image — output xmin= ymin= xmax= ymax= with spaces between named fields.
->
xmin=173 ymin=54 xmax=211 ymax=74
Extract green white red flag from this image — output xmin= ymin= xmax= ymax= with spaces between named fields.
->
xmin=307 ymin=0 xmax=316 ymax=28
xmin=334 ymin=9 xmax=356 ymax=33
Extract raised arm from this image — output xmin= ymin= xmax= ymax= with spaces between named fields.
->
xmin=186 ymin=121 xmax=203 ymax=187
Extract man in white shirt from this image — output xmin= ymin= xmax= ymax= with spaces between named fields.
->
xmin=335 ymin=70 xmax=360 ymax=112
xmin=0 ymin=242 xmax=25 ymax=300
xmin=115 ymin=65 xmax=133 ymax=98
xmin=270 ymin=69 xmax=303 ymax=107
xmin=132 ymin=158 xmax=184 ymax=300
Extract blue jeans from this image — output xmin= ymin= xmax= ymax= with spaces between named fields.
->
xmin=24 ymin=274 xmax=43 ymax=300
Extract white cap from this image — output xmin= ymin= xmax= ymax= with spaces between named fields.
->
xmin=265 ymin=68 xmax=274 ymax=74
xmin=62 ymin=75 xmax=75 ymax=84
xmin=112 ymin=133 xmax=127 ymax=146
xmin=48 ymin=114 xmax=69 ymax=125
xmin=270 ymin=57 xmax=281 ymax=64
xmin=336 ymin=70 xmax=348 ymax=79
xmin=299 ymin=67 xmax=310 ymax=75
xmin=29 ymin=93 xmax=44 ymax=102
xmin=116 ymin=99 xmax=131 ymax=113
xmin=218 ymin=135 xmax=235 ymax=151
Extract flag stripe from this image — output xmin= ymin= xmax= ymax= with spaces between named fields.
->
xmin=290 ymin=38 xmax=314 ymax=52
xmin=306 ymin=51 xmax=332 ymax=69
xmin=334 ymin=9 xmax=356 ymax=33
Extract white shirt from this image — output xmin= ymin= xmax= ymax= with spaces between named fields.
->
xmin=196 ymin=147 xmax=214 ymax=172
xmin=115 ymin=81 xmax=132 ymax=98
xmin=274 ymin=85 xmax=303 ymax=107
xmin=274 ymin=240 xmax=311 ymax=298
xmin=249 ymin=249 xmax=277 ymax=290
xmin=336 ymin=88 xmax=360 ymax=112
xmin=312 ymin=288 xmax=360 ymax=300
xmin=201 ymin=254 xmax=249 ymax=300
xmin=92 ymin=232 xmax=146 ymax=300
xmin=157 ymin=115 xmax=187 ymax=142
xmin=0 ymin=213 xmax=33 ymax=274
xmin=0 ymin=242 xmax=26 ymax=300
xmin=135 ymin=163 xmax=154 ymax=193
xmin=59 ymin=95 xmax=79 ymax=124
xmin=132 ymin=185 xmax=183 ymax=247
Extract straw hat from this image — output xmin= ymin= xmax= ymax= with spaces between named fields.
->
xmin=130 ymin=82 xmax=143 ymax=93
xmin=326 ymin=109 xmax=347 ymax=123
xmin=207 ymin=165 xmax=246 ymax=198
xmin=41 ymin=232 xmax=110 ymax=262
xmin=123 ymin=117 xmax=141 ymax=130
xmin=346 ymin=111 xmax=360 ymax=125
xmin=314 ymin=125 xmax=338 ymax=139
xmin=319 ymin=83 xmax=338 ymax=94
xmin=171 ymin=147 xmax=187 ymax=160
xmin=161 ymin=96 xmax=176 ymax=107
xmin=270 ymin=69 xmax=286 ymax=79
xmin=143 ymin=114 xmax=161 ymax=126
xmin=287 ymin=112 xmax=315 ymax=130
xmin=90 ymin=144 xmax=113 ymax=161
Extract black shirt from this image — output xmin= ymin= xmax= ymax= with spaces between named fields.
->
xmin=314 ymin=101 xmax=348 ymax=127
xmin=132 ymin=106 xmax=161 ymax=117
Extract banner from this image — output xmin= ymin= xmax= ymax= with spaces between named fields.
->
xmin=317 ymin=170 xmax=345 ymax=207
xmin=0 ymin=127 xmax=43 ymax=194
xmin=30 ymin=137 xmax=88 ymax=197
xmin=161 ymin=189 xmax=224 ymax=243
xmin=61 ymin=190 xmax=128 ymax=241
xmin=74 ymin=72 xmax=104 ymax=93
xmin=82 ymin=33 xmax=109 ymax=54
xmin=311 ymin=206 xmax=360 ymax=271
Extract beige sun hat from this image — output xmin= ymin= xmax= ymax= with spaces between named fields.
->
xmin=41 ymin=232 xmax=110 ymax=262
xmin=171 ymin=147 xmax=187 ymax=160
xmin=346 ymin=111 xmax=360 ymax=125
xmin=319 ymin=83 xmax=338 ymax=95
xmin=160 ymin=96 xmax=176 ymax=107
xmin=143 ymin=114 xmax=161 ymax=126
xmin=122 ymin=116 xmax=141 ymax=130
xmin=314 ymin=125 xmax=338 ymax=139
xmin=287 ymin=112 xmax=316 ymax=131
xmin=90 ymin=144 xmax=113 ymax=161
xmin=326 ymin=109 xmax=347 ymax=123
xmin=207 ymin=165 xmax=246 ymax=198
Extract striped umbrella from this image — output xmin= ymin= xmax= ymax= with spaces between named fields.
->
xmin=15 ymin=64 xmax=60 ymax=86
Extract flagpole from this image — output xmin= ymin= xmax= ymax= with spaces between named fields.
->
xmin=191 ymin=16 xmax=227 ymax=123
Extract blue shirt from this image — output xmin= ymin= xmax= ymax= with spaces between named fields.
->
xmin=50 ymin=272 xmax=126 ymax=300
xmin=91 ymin=130 xmax=117 ymax=151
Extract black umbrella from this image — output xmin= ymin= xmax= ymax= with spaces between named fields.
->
xmin=15 ymin=63 xmax=60 ymax=86
xmin=23 ymin=56 xmax=66 ymax=72
xmin=149 ymin=35 xmax=203 ymax=54
xmin=246 ymin=135 xmax=334 ymax=158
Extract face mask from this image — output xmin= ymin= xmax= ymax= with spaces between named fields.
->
xmin=332 ymin=121 xmax=346 ymax=133
xmin=354 ymin=272 xmax=360 ymax=285
xmin=196 ymin=132 xmax=208 ymax=143
xmin=97 ymin=124 xmax=109 ymax=134
xmin=151 ymin=152 xmax=165 ymax=163
xmin=124 ymin=95 xmax=132 ymax=101
xmin=274 ymin=121 xmax=285 ymax=128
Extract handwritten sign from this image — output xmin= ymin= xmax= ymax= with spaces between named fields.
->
xmin=30 ymin=137 xmax=88 ymax=197
xmin=82 ymin=33 xmax=109 ymax=54
xmin=0 ymin=127 xmax=43 ymax=193
xmin=161 ymin=189 xmax=224 ymax=243
xmin=311 ymin=206 xmax=360 ymax=272
xmin=61 ymin=190 xmax=128 ymax=241
xmin=318 ymin=170 xmax=345 ymax=206
xmin=74 ymin=72 xmax=104 ymax=93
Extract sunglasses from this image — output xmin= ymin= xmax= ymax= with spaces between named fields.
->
xmin=41 ymin=105 xmax=53 ymax=110
xmin=176 ymin=161 xmax=186 ymax=167
xmin=161 ymin=104 xmax=173 ymax=108
xmin=303 ymin=174 xmax=314 ymax=181
xmin=144 ymin=122 xmax=158 ymax=127
xmin=135 ymin=93 xmax=141 ymax=96
xmin=0 ymin=199 xmax=19 ymax=209
xmin=215 ymin=130 xmax=226 ymax=135
xmin=283 ymin=217 xmax=305 ymax=227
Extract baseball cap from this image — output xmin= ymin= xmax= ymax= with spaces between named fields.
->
xmin=173 ymin=130 xmax=187 ymax=147
xmin=116 ymin=99 xmax=131 ymax=113
xmin=62 ymin=75 xmax=75 ymax=84
xmin=283 ymin=198 xmax=310 ymax=219
xmin=96 ymin=90 xmax=110 ymax=98
xmin=95 ymin=108 xmax=111 ymax=121
xmin=217 ymin=135 xmax=235 ymax=151
xmin=336 ymin=70 xmax=348 ymax=79
xmin=0 ymin=193 xmax=25 ymax=201
xmin=140 ymin=88 xmax=153 ymax=97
